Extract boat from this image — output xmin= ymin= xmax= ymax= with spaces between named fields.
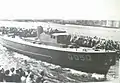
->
xmin=0 ymin=26 xmax=117 ymax=75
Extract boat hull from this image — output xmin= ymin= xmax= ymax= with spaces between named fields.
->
xmin=0 ymin=36 xmax=117 ymax=74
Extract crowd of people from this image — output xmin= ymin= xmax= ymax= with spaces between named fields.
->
xmin=0 ymin=67 xmax=46 ymax=83
xmin=70 ymin=35 xmax=120 ymax=51
xmin=0 ymin=26 xmax=37 ymax=37
xmin=0 ymin=26 xmax=120 ymax=51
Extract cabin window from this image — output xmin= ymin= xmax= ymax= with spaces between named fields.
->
xmin=53 ymin=36 xmax=55 ymax=39
xmin=51 ymin=35 xmax=52 ymax=38
xmin=51 ymin=35 xmax=56 ymax=39
xmin=57 ymin=36 xmax=65 ymax=43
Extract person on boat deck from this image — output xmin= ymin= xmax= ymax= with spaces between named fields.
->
xmin=70 ymin=36 xmax=77 ymax=43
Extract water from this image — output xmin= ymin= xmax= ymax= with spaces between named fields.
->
xmin=0 ymin=21 xmax=119 ymax=82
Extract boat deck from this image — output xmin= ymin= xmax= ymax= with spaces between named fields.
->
xmin=1 ymin=35 xmax=115 ymax=53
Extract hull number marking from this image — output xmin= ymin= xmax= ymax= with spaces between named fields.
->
xmin=68 ymin=53 xmax=92 ymax=61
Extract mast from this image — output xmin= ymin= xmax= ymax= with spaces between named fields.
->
xmin=37 ymin=26 xmax=43 ymax=41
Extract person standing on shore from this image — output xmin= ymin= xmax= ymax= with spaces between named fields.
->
xmin=12 ymin=70 xmax=21 ymax=82
xmin=26 ymin=74 xmax=35 ymax=83
xmin=4 ymin=70 xmax=12 ymax=82
xmin=0 ymin=68 xmax=5 ymax=82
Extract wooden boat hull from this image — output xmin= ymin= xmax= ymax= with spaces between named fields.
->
xmin=0 ymin=36 xmax=117 ymax=74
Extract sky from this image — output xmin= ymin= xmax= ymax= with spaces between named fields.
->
xmin=0 ymin=0 xmax=119 ymax=20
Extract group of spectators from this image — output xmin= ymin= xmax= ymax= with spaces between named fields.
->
xmin=70 ymin=35 xmax=120 ymax=51
xmin=1 ymin=26 xmax=37 ymax=37
xmin=1 ymin=26 xmax=120 ymax=51
xmin=0 ymin=67 xmax=46 ymax=83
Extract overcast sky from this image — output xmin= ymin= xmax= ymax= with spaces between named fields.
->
xmin=0 ymin=0 xmax=119 ymax=20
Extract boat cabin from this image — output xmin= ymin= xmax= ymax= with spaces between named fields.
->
xmin=50 ymin=33 xmax=71 ymax=45
xmin=40 ymin=32 xmax=71 ymax=47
